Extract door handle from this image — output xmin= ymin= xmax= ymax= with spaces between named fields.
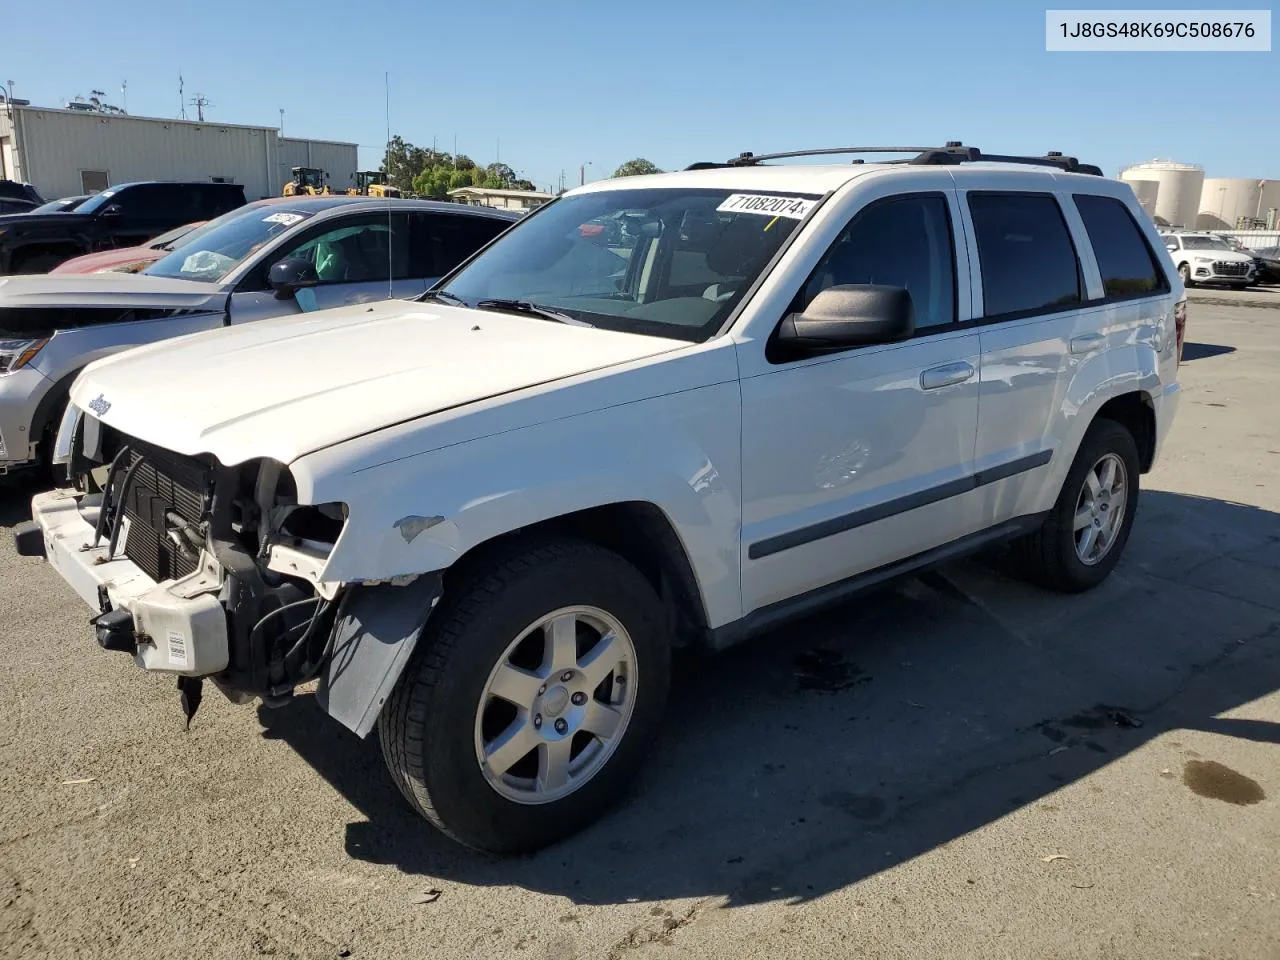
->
xmin=920 ymin=361 xmax=975 ymax=390
xmin=1070 ymin=333 xmax=1105 ymax=355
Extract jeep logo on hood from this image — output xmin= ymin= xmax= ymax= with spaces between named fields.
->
xmin=87 ymin=393 xmax=112 ymax=417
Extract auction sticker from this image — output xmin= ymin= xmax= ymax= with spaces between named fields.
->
xmin=717 ymin=194 xmax=818 ymax=219
xmin=167 ymin=630 xmax=190 ymax=670
xmin=264 ymin=212 xmax=305 ymax=226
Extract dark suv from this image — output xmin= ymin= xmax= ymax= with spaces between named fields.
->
xmin=0 ymin=181 xmax=247 ymax=274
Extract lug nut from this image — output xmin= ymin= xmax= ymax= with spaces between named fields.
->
xmin=538 ymin=684 xmax=547 ymax=695
xmin=533 ymin=714 xmax=543 ymax=729
xmin=554 ymin=718 xmax=568 ymax=734
xmin=571 ymin=692 xmax=587 ymax=706
xmin=560 ymin=671 xmax=574 ymax=682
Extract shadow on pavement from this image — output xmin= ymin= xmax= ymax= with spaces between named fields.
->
xmin=0 ymin=473 xmax=43 ymax=528
xmin=214 ymin=490 xmax=1280 ymax=906
xmin=1181 ymin=342 xmax=1237 ymax=361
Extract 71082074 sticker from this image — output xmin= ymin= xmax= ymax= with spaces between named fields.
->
xmin=716 ymin=194 xmax=818 ymax=219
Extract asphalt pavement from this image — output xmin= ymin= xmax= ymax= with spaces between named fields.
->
xmin=1 ymin=298 xmax=1278 ymax=960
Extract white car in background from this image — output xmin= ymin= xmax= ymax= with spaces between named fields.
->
xmin=1160 ymin=231 xmax=1256 ymax=287
xmin=0 ymin=197 xmax=516 ymax=475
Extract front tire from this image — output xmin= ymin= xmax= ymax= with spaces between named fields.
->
xmin=1178 ymin=263 xmax=1196 ymax=288
xmin=1011 ymin=419 xmax=1141 ymax=593
xmin=378 ymin=538 xmax=671 ymax=854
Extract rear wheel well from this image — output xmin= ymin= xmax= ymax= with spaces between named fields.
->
xmin=1095 ymin=392 xmax=1156 ymax=472
xmin=442 ymin=503 xmax=709 ymax=647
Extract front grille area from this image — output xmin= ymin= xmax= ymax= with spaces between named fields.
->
xmin=1213 ymin=261 xmax=1250 ymax=277
xmin=117 ymin=448 xmax=212 ymax=583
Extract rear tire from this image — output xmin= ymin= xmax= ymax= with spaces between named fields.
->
xmin=378 ymin=537 xmax=671 ymax=854
xmin=1011 ymin=418 xmax=1140 ymax=593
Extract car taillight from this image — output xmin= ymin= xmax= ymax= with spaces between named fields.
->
xmin=1174 ymin=298 xmax=1187 ymax=365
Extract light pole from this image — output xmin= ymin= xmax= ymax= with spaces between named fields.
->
xmin=579 ymin=161 xmax=594 ymax=186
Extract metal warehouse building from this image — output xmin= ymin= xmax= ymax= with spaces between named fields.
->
xmin=0 ymin=102 xmax=357 ymax=200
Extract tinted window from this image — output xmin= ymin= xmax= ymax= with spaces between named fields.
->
xmin=968 ymin=193 xmax=1080 ymax=317
xmin=410 ymin=213 xmax=509 ymax=278
xmin=1074 ymin=194 xmax=1167 ymax=298
xmin=800 ymin=194 xmax=956 ymax=328
xmin=198 ymin=185 xmax=244 ymax=218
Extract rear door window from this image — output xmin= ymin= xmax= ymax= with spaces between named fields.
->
xmin=1073 ymin=194 xmax=1168 ymax=298
xmin=967 ymin=193 xmax=1081 ymax=318
xmin=409 ymin=213 xmax=510 ymax=277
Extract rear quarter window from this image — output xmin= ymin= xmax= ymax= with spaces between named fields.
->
xmin=968 ymin=192 xmax=1081 ymax=318
xmin=1073 ymin=194 xmax=1169 ymax=298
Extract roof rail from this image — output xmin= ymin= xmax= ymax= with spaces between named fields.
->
xmin=698 ymin=143 xmax=1103 ymax=176
xmin=908 ymin=143 xmax=1104 ymax=176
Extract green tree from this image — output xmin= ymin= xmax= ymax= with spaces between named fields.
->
xmin=613 ymin=158 xmax=662 ymax=178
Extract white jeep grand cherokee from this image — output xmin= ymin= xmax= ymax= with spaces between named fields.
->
xmin=16 ymin=144 xmax=1185 ymax=854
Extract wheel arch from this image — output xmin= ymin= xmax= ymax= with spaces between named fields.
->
xmin=1094 ymin=391 xmax=1157 ymax=473
xmin=442 ymin=501 xmax=712 ymax=647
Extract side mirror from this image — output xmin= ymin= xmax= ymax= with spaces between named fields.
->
xmin=268 ymin=257 xmax=318 ymax=299
xmin=99 ymin=203 xmax=122 ymax=218
xmin=776 ymin=284 xmax=914 ymax=352
xmin=1164 ymin=242 xmax=1178 ymax=252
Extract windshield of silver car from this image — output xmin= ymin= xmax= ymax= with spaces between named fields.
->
xmin=144 ymin=208 xmax=315 ymax=282
xmin=435 ymin=187 xmax=820 ymax=341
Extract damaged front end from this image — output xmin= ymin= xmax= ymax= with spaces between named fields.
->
xmin=27 ymin=406 xmax=440 ymax=733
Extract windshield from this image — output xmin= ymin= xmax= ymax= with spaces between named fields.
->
xmin=31 ymin=196 xmax=86 ymax=213
xmin=438 ymin=187 xmax=818 ymax=342
xmin=1182 ymin=236 xmax=1233 ymax=251
xmin=144 ymin=207 xmax=314 ymax=282
xmin=74 ymin=189 xmax=120 ymax=216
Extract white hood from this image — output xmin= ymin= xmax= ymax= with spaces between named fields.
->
xmin=70 ymin=299 xmax=686 ymax=465
xmin=0 ymin=272 xmax=227 ymax=311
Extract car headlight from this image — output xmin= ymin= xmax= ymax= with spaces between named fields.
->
xmin=1193 ymin=256 xmax=1215 ymax=263
xmin=0 ymin=337 xmax=49 ymax=374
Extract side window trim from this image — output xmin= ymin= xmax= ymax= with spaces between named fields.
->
xmin=962 ymin=189 xmax=1086 ymax=325
xmin=772 ymin=190 xmax=962 ymax=358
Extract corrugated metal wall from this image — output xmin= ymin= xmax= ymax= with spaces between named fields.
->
xmin=279 ymin=138 xmax=359 ymax=192
xmin=2 ymin=106 xmax=281 ymax=199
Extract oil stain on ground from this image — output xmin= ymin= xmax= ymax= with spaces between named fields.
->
xmin=793 ymin=648 xmax=871 ymax=694
xmin=1183 ymin=760 xmax=1266 ymax=805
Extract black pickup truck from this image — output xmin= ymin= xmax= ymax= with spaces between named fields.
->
xmin=0 ymin=181 xmax=246 ymax=273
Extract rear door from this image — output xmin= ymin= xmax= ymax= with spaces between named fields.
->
xmin=959 ymin=188 xmax=1095 ymax=526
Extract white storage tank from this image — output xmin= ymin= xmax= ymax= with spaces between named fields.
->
xmin=1198 ymin=178 xmax=1264 ymax=229
xmin=1126 ymin=179 xmax=1159 ymax=219
xmin=1259 ymin=180 xmax=1280 ymax=228
xmin=1121 ymin=160 xmax=1204 ymax=228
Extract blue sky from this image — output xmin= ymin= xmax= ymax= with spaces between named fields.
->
xmin=14 ymin=0 xmax=1277 ymax=189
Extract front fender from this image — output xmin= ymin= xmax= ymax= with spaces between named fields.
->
xmin=302 ymin=378 xmax=744 ymax=630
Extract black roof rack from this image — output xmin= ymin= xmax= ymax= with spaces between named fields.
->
xmin=685 ymin=143 xmax=1102 ymax=176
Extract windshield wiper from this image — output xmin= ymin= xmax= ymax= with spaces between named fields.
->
xmin=419 ymin=289 xmax=467 ymax=306
xmin=475 ymin=298 xmax=592 ymax=327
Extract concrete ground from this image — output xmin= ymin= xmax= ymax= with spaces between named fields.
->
xmin=2 ymin=299 xmax=1278 ymax=960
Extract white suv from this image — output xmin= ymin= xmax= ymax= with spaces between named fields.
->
xmin=17 ymin=144 xmax=1185 ymax=854
xmin=1160 ymin=230 xmax=1256 ymax=286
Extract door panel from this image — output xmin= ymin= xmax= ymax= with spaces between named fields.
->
xmin=740 ymin=330 xmax=983 ymax=610
xmin=738 ymin=186 xmax=981 ymax=614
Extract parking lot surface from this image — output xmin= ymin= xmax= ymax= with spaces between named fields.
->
xmin=2 ymin=298 xmax=1278 ymax=960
